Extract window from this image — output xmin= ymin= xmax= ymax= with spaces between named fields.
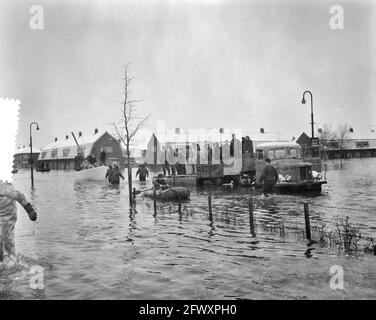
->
xmin=101 ymin=147 xmax=113 ymax=153
xmin=41 ymin=151 xmax=47 ymax=159
xmin=62 ymin=148 xmax=70 ymax=157
xmin=256 ymin=150 xmax=264 ymax=160
xmin=51 ymin=149 xmax=58 ymax=158
xmin=355 ymin=141 xmax=369 ymax=148
xmin=286 ymin=147 xmax=302 ymax=159
xmin=267 ymin=148 xmax=285 ymax=159
xmin=328 ymin=141 xmax=339 ymax=148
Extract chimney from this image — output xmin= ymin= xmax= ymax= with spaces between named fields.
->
xmin=175 ymin=128 xmax=180 ymax=134
xmin=55 ymin=137 xmax=58 ymax=142
xmin=219 ymin=128 xmax=224 ymax=134
xmin=66 ymin=135 xmax=69 ymax=140
xmin=79 ymin=131 xmax=82 ymax=137
xmin=94 ymin=128 xmax=98 ymax=134
xmin=260 ymin=128 xmax=265 ymax=134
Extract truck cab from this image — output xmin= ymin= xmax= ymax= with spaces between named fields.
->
xmin=255 ymin=142 xmax=319 ymax=189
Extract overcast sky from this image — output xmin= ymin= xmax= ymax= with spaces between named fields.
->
xmin=1 ymin=0 xmax=375 ymax=149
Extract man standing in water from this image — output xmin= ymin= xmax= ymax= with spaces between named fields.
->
xmin=135 ymin=164 xmax=149 ymax=182
xmin=0 ymin=180 xmax=37 ymax=265
xmin=100 ymin=149 xmax=106 ymax=165
xmin=259 ymin=158 xmax=279 ymax=196
xmin=105 ymin=165 xmax=113 ymax=182
xmin=109 ymin=165 xmax=124 ymax=185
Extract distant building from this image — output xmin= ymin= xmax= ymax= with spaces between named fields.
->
xmin=296 ymin=132 xmax=376 ymax=159
xmin=13 ymin=146 xmax=40 ymax=170
xmin=38 ymin=129 xmax=124 ymax=170
xmin=325 ymin=139 xmax=376 ymax=159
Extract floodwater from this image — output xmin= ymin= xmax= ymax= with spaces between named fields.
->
xmin=1 ymin=159 xmax=376 ymax=299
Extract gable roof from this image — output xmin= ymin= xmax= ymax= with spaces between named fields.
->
xmin=39 ymin=130 xmax=108 ymax=161
xmin=296 ymin=132 xmax=311 ymax=146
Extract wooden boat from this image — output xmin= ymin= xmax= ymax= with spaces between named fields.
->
xmin=152 ymin=175 xmax=197 ymax=187
xmin=36 ymin=167 xmax=51 ymax=172
xmin=75 ymin=165 xmax=108 ymax=181
xmin=143 ymin=187 xmax=190 ymax=201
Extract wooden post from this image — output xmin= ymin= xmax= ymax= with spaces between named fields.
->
xmin=133 ymin=188 xmax=136 ymax=202
xmin=153 ymin=189 xmax=157 ymax=213
xmin=304 ymin=203 xmax=311 ymax=241
xmin=0 ymin=238 xmax=3 ymax=262
xmin=208 ymin=194 xmax=213 ymax=220
xmin=249 ymin=198 xmax=256 ymax=237
xmin=178 ymin=196 xmax=182 ymax=214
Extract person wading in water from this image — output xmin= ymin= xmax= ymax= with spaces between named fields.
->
xmin=0 ymin=180 xmax=37 ymax=265
xmin=105 ymin=165 xmax=113 ymax=182
xmin=259 ymin=158 xmax=279 ymax=196
xmin=109 ymin=165 xmax=124 ymax=185
xmin=135 ymin=164 xmax=149 ymax=182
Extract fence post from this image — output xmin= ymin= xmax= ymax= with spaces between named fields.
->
xmin=0 ymin=238 xmax=3 ymax=262
xmin=153 ymin=189 xmax=157 ymax=214
xmin=304 ymin=203 xmax=311 ymax=241
xmin=249 ymin=198 xmax=256 ymax=237
xmin=208 ymin=194 xmax=213 ymax=220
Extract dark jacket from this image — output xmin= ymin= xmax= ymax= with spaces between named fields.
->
xmin=136 ymin=166 xmax=149 ymax=178
xmin=110 ymin=170 xmax=124 ymax=184
xmin=260 ymin=164 xmax=279 ymax=184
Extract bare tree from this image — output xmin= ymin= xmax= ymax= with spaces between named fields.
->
xmin=318 ymin=123 xmax=336 ymax=159
xmin=335 ymin=123 xmax=350 ymax=165
xmin=113 ymin=65 xmax=149 ymax=205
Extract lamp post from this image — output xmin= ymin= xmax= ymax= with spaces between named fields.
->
xmin=29 ymin=121 xmax=40 ymax=187
xmin=301 ymin=90 xmax=314 ymax=139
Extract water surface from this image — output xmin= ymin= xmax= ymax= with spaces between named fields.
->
xmin=2 ymin=159 xmax=376 ymax=299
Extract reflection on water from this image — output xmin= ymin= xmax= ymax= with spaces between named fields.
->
xmin=1 ymin=159 xmax=376 ymax=299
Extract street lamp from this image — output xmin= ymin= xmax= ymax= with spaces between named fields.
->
xmin=301 ymin=90 xmax=314 ymax=139
xmin=30 ymin=121 xmax=40 ymax=187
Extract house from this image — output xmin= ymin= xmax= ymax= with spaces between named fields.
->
xmin=38 ymin=129 xmax=124 ymax=170
xmin=13 ymin=146 xmax=40 ymax=170
xmin=296 ymin=132 xmax=376 ymax=159
xmin=325 ymin=139 xmax=376 ymax=159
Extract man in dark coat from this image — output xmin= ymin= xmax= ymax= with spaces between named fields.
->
xmin=109 ymin=165 xmax=124 ymax=185
xmin=260 ymin=158 xmax=279 ymax=196
xmin=136 ymin=164 xmax=149 ymax=182
xmin=100 ymin=150 xmax=106 ymax=165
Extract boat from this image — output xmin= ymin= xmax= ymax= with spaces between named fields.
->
xmin=36 ymin=167 xmax=51 ymax=172
xmin=75 ymin=165 xmax=108 ymax=181
xmin=143 ymin=187 xmax=190 ymax=201
xmin=152 ymin=175 xmax=197 ymax=187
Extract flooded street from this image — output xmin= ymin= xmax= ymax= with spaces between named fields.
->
xmin=2 ymin=158 xmax=376 ymax=299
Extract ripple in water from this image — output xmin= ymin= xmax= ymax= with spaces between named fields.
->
xmin=2 ymin=159 xmax=375 ymax=299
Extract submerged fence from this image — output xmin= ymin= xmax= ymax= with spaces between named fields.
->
xmin=138 ymin=191 xmax=376 ymax=256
